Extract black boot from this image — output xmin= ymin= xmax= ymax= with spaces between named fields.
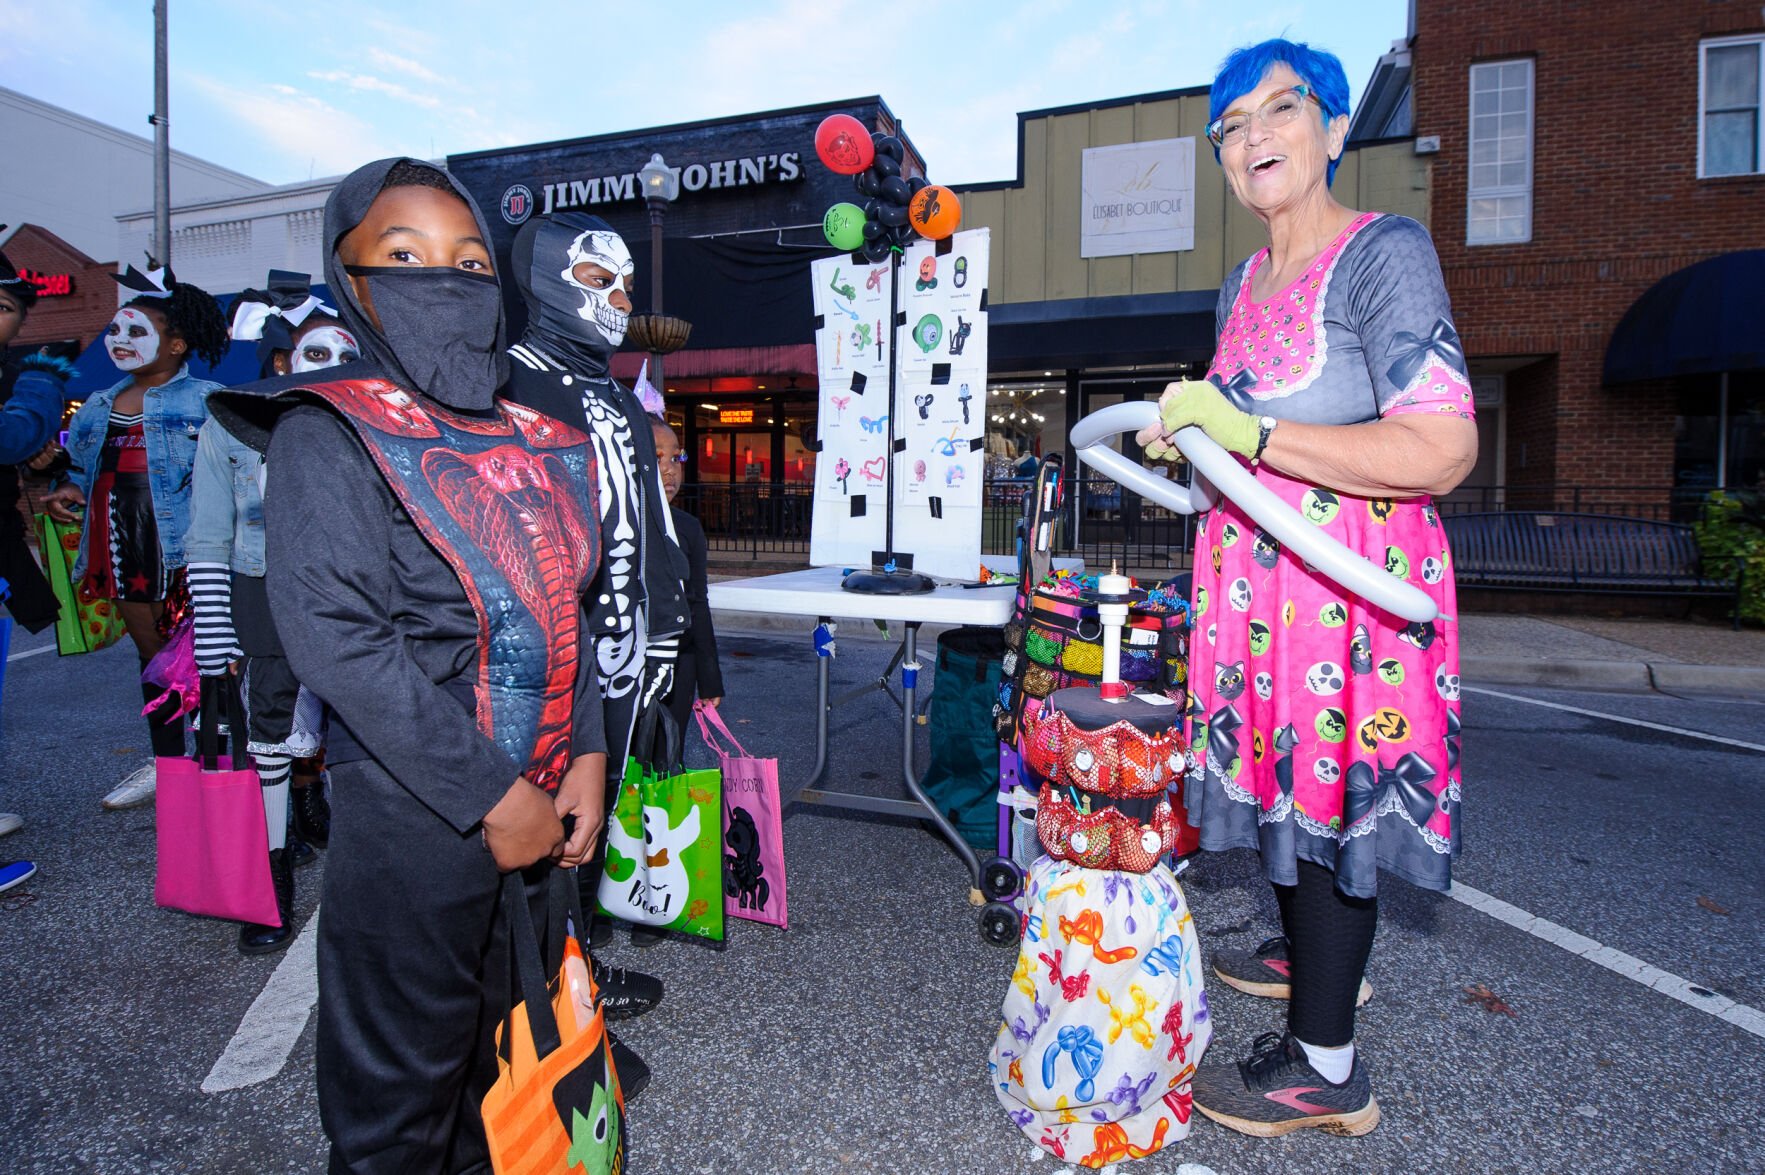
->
xmin=607 ymin=1032 xmax=651 ymax=1103
xmin=291 ymin=779 xmax=330 ymax=848
xmin=238 ymin=848 xmax=295 ymax=956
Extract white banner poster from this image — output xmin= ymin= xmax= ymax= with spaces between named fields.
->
xmin=1080 ymin=137 xmax=1196 ymax=258
xmin=809 ymin=228 xmax=990 ymax=581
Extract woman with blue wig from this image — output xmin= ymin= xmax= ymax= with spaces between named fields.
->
xmin=1135 ymin=38 xmax=1477 ymax=1138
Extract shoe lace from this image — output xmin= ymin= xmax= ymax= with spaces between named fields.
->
xmin=1238 ymin=1031 xmax=1304 ymax=1091
xmin=1253 ymin=935 xmax=1290 ymax=959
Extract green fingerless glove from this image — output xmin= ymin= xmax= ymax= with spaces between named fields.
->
xmin=1157 ymin=378 xmax=1260 ymax=458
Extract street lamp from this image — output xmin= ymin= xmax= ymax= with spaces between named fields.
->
xmin=631 ymin=152 xmax=682 ymax=389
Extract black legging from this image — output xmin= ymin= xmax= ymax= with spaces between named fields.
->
xmin=1274 ymin=859 xmax=1378 ymax=1048
xmin=140 ymin=660 xmax=186 ymax=758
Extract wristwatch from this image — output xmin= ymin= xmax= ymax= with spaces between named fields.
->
xmin=1251 ymin=415 xmax=1278 ymax=464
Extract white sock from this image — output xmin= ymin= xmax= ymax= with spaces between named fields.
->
xmin=1296 ymin=1037 xmax=1354 ymax=1084
xmin=257 ymin=772 xmax=289 ymax=846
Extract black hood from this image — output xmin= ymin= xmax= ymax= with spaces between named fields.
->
xmin=512 ymin=212 xmax=630 ymax=377
xmin=322 ymin=157 xmax=508 ymax=411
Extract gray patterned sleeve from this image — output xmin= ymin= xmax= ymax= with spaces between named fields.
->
xmin=1343 ymin=217 xmax=1475 ymax=421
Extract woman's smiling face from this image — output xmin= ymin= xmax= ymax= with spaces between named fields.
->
xmin=1218 ymin=63 xmax=1347 ymax=217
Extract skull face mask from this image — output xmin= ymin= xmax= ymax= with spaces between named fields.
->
xmin=107 ymin=307 xmax=161 ymax=372
xmin=561 ymin=229 xmax=634 ymax=348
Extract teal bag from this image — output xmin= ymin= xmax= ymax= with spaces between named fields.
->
xmin=923 ymin=626 xmax=1007 ymax=850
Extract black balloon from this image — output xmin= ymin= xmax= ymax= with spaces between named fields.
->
xmin=854 ymin=170 xmax=880 ymax=197
xmin=907 ymin=175 xmax=930 ymax=194
xmin=862 ymin=219 xmax=885 ymax=242
xmin=879 ymin=201 xmax=909 ymax=227
xmin=879 ymin=175 xmax=910 ymax=204
xmin=862 ymin=238 xmax=892 ymax=263
xmin=889 ymin=221 xmax=918 ymax=245
xmin=876 ymin=135 xmax=905 ymax=162
xmin=861 ymin=197 xmax=883 ymax=221
xmin=873 ymin=153 xmax=901 ymax=179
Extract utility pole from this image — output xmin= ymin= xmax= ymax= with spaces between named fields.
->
xmin=150 ymin=0 xmax=171 ymax=267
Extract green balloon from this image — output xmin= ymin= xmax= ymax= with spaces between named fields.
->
xmin=822 ymin=203 xmax=866 ymax=251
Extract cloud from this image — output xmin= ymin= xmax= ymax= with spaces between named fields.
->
xmin=183 ymin=73 xmax=397 ymax=179
xmin=365 ymin=48 xmax=444 ymax=85
xmin=306 ymin=70 xmax=443 ymax=110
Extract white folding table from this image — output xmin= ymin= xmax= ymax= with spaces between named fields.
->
xmin=709 ymin=559 xmax=1080 ymax=900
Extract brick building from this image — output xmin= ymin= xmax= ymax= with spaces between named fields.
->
xmin=1403 ymin=0 xmax=1765 ymax=514
xmin=0 ymin=224 xmax=116 ymax=363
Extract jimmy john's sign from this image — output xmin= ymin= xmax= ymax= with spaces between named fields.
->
xmin=502 ymin=152 xmax=804 ymax=224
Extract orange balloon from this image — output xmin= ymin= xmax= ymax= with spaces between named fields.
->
xmin=908 ymin=185 xmax=961 ymax=240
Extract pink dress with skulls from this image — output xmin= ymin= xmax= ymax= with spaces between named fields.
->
xmin=1185 ymin=212 xmax=1472 ymax=898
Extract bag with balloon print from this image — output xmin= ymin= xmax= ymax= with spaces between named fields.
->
xmin=596 ymin=700 xmax=725 ymax=942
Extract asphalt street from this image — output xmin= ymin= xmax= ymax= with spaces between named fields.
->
xmin=1 ymin=619 xmax=1762 ymax=1174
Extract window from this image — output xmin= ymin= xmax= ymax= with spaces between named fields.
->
xmin=1466 ymin=59 xmax=1534 ymax=245
xmin=1701 ymin=36 xmax=1764 ymax=177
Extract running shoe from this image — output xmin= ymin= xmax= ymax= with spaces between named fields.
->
xmin=1191 ymin=1030 xmax=1380 ymax=1138
xmin=592 ymin=960 xmax=664 ymax=1020
xmin=102 ymin=763 xmax=157 ymax=810
xmin=1213 ymin=935 xmax=1373 ymax=1006
xmin=0 ymin=860 xmax=37 ymax=893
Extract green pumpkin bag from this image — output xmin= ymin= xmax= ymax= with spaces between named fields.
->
xmin=595 ymin=701 xmax=725 ymax=942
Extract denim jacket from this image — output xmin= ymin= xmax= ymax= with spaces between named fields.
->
xmin=183 ymin=418 xmax=265 ymax=575
xmin=62 ymin=365 xmax=220 ymax=581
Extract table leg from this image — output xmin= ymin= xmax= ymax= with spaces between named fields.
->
xmin=896 ymin=623 xmax=982 ymax=885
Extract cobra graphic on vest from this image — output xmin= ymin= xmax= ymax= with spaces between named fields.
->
xmin=296 ymin=378 xmax=601 ymax=791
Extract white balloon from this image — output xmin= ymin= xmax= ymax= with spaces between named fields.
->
xmin=1069 ymin=401 xmax=1439 ymax=624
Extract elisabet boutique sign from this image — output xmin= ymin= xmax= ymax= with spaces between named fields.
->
xmin=1080 ymin=137 xmax=1196 ymax=258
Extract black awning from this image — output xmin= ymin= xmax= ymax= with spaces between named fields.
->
xmin=988 ymin=290 xmax=1218 ymax=370
xmin=1603 ymin=250 xmax=1765 ymax=384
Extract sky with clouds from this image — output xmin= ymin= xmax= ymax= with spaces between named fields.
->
xmin=1 ymin=0 xmax=1409 ymax=188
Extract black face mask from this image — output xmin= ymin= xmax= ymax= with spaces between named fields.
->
xmin=343 ymin=265 xmax=504 ymax=411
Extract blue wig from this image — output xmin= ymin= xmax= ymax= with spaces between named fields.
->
xmin=1209 ymin=38 xmax=1351 ymax=185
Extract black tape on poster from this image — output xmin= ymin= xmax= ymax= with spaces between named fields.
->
xmin=928 ymin=496 xmax=944 ymax=519
xmin=893 ymin=437 xmax=907 ymax=453
xmin=930 ymin=363 xmax=952 ymax=386
xmin=850 ymin=372 xmax=867 ymax=394
xmin=978 ymin=288 xmax=989 ymax=312
xmin=895 ymin=311 xmax=908 ymax=327
xmin=968 ymin=437 xmax=987 ymax=453
xmin=813 ymin=314 xmax=825 ymax=331
xmin=804 ymin=433 xmax=823 ymax=453
xmin=851 ymin=495 xmax=867 ymax=518
xmin=935 ymin=236 xmax=954 ymax=257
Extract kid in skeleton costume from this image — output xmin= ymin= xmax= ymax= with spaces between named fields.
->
xmin=209 ymin=159 xmax=613 ymax=1173
xmin=504 ymin=213 xmax=688 ymax=1004
xmin=184 ymin=271 xmax=359 ymax=955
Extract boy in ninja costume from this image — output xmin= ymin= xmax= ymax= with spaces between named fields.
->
xmin=503 ymin=213 xmax=689 ymax=1024
xmin=208 ymin=159 xmax=613 ymax=1173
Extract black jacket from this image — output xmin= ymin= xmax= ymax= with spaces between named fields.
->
xmin=502 ymin=342 xmax=689 ymax=639
xmin=666 ymin=507 xmax=724 ymax=732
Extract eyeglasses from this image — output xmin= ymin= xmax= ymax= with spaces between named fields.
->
xmin=1207 ymin=85 xmax=1322 ymax=149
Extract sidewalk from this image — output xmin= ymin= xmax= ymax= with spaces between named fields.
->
xmin=709 ymin=569 xmax=1765 ymax=699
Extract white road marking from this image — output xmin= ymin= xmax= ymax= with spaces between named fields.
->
xmin=202 ymin=908 xmax=321 ymax=1093
xmin=5 ymin=643 xmax=55 ymax=663
xmin=1448 ymin=882 xmax=1765 ymax=1040
xmin=1464 ymin=685 xmax=1765 ymax=754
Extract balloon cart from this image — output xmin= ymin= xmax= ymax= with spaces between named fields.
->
xmin=981 ymin=403 xmax=1443 ymax=945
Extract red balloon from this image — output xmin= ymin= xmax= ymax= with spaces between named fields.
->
xmin=815 ymin=114 xmax=875 ymax=176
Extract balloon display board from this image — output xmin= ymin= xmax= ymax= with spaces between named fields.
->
xmin=809 ymin=229 xmax=991 ymax=580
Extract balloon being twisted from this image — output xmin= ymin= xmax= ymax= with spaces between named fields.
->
xmin=1069 ymin=401 xmax=1439 ymax=624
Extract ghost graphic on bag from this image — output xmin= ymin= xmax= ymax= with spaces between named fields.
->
xmin=603 ymin=801 xmax=701 ymax=925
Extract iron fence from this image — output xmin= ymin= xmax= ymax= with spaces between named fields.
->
xmin=686 ymin=477 xmax=1740 ymax=568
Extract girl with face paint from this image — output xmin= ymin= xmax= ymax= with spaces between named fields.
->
xmin=178 ymin=272 xmax=357 ymax=954
xmin=43 ymin=266 xmax=230 ymax=811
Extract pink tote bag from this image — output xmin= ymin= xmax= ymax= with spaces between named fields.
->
xmin=154 ymin=676 xmax=279 ymax=925
xmin=696 ymin=701 xmax=788 ymax=929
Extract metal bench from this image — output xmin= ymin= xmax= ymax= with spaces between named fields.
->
xmin=1443 ymin=511 xmax=1745 ymax=624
